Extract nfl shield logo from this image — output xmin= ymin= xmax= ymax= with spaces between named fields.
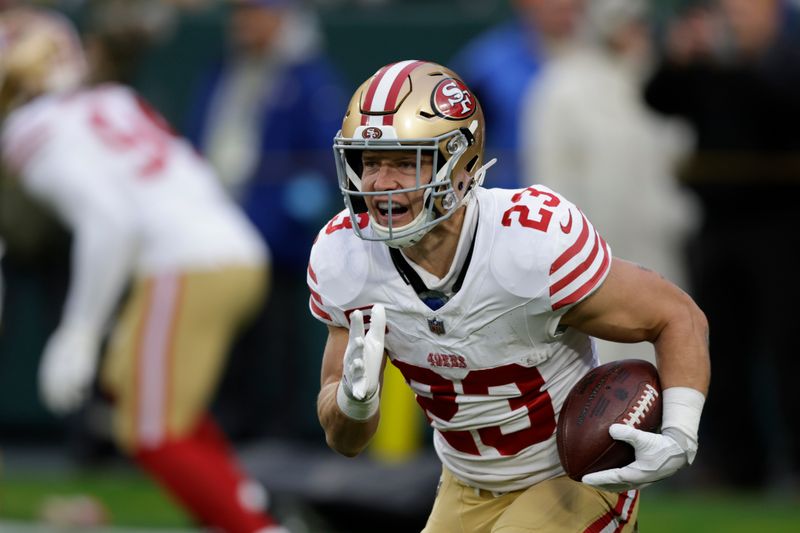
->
xmin=428 ymin=316 xmax=446 ymax=335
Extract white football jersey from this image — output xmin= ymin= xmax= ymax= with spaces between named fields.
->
xmin=0 ymin=84 xmax=266 ymax=273
xmin=308 ymin=185 xmax=612 ymax=492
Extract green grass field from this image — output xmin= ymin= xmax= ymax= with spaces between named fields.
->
xmin=1 ymin=471 xmax=192 ymax=529
xmin=2 ymin=471 xmax=799 ymax=532
xmin=638 ymin=490 xmax=800 ymax=533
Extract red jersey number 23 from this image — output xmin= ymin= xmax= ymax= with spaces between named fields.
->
xmin=501 ymin=187 xmax=560 ymax=232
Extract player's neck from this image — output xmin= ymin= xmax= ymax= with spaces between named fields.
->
xmin=402 ymin=206 xmax=466 ymax=278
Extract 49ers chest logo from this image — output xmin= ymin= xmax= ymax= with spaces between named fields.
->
xmin=432 ymin=78 xmax=476 ymax=120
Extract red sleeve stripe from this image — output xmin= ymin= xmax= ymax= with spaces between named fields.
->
xmin=549 ymin=230 xmax=602 ymax=296
xmin=551 ymin=238 xmax=610 ymax=310
xmin=550 ymin=212 xmax=591 ymax=275
xmin=309 ymin=287 xmax=323 ymax=305
xmin=309 ymin=296 xmax=332 ymax=322
xmin=583 ymin=490 xmax=638 ymax=533
xmin=307 ymin=263 xmax=318 ymax=284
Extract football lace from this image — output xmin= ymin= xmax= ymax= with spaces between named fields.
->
xmin=622 ymin=384 xmax=659 ymax=427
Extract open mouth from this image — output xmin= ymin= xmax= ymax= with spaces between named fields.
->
xmin=374 ymin=200 xmax=411 ymax=225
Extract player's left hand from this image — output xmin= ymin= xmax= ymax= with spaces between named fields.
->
xmin=581 ymin=424 xmax=695 ymax=492
xmin=39 ymin=324 xmax=100 ymax=414
xmin=342 ymin=304 xmax=386 ymax=401
xmin=336 ymin=304 xmax=386 ymax=420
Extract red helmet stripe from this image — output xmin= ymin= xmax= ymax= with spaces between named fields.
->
xmin=360 ymin=63 xmax=395 ymax=124
xmin=361 ymin=60 xmax=425 ymax=126
xmin=382 ymin=60 xmax=425 ymax=125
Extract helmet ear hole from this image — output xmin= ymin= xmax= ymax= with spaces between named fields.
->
xmin=350 ymin=195 xmax=368 ymax=214
xmin=342 ymin=148 xmax=367 ymax=213
xmin=344 ymin=149 xmax=364 ymax=179
xmin=436 ymin=150 xmax=447 ymax=172
xmin=465 ymin=155 xmax=478 ymax=173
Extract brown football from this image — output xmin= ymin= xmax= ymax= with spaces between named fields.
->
xmin=557 ymin=359 xmax=662 ymax=482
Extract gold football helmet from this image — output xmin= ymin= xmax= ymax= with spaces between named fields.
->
xmin=0 ymin=8 xmax=88 ymax=118
xmin=333 ymin=60 xmax=492 ymax=248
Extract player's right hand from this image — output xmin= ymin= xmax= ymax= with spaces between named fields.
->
xmin=582 ymin=386 xmax=704 ymax=492
xmin=581 ymin=424 xmax=692 ymax=491
xmin=336 ymin=304 xmax=386 ymax=420
xmin=39 ymin=324 xmax=100 ymax=414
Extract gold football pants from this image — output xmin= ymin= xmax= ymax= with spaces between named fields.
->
xmin=101 ymin=265 xmax=268 ymax=451
xmin=423 ymin=466 xmax=638 ymax=533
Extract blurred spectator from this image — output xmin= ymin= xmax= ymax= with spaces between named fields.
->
xmin=184 ymin=0 xmax=347 ymax=441
xmin=521 ymin=0 xmax=699 ymax=364
xmin=450 ymin=0 xmax=584 ymax=189
xmin=645 ymin=0 xmax=800 ymax=491
xmin=185 ymin=0 xmax=345 ymax=262
xmin=0 ymin=8 xmax=287 ymax=532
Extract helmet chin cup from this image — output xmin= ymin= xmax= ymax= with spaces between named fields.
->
xmin=369 ymin=208 xmax=435 ymax=249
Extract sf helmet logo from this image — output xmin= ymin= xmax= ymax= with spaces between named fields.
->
xmin=432 ymin=78 xmax=475 ymax=120
xmin=362 ymin=127 xmax=383 ymax=139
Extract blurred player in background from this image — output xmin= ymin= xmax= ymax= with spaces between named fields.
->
xmin=0 ymin=8 xmax=286 ymax=533
xmin=310 ymin=60 xmax=710 ymax=532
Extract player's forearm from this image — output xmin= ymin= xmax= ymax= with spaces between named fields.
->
xmin=317 ymin=381 xmax=379 ymax=457
xmin=62 ymin=218 xmax=137 ymax=332
xmin=653 ymin=295 xmax=710 ymax=395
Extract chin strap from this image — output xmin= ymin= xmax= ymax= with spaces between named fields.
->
xmin=389 ymin=219 xmax=479 ymax=310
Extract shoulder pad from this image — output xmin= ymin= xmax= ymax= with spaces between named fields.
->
xmin=486 ymin=185 xmax=611 ymax=311
xmin=1 ymin=97 xmax=58 ymax=174
xmin=308 ymin=210 xmax=372 ymax=308
xmin=481 ymin=187 xmax=559 ymax=300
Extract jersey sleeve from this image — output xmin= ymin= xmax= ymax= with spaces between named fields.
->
xmin=484 ymin=185 xmax=612 ymax=339
xmin=306 ymin=210 xmax=371 ymax=329
xmin=546 ymin=192 xmax=612 ymax=312
xmin=307 ymin=257 xmax=347 ymax=328
xmin=0 ymin=115 xmax=52 ymax=176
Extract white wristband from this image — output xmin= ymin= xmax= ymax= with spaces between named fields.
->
xmin=336 ymin=382 xmax=379 ymax=421
xmin=661 ymin=386 xmax=705 ymax=462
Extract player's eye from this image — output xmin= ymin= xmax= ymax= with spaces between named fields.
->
xmin=362 ymin=160 xmax=380 ymax=173
xmin=397 ymin=161 xmax=417 ymax=175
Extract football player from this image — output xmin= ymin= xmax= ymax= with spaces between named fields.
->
xmin=0 ymin=8 xmax=286 ymax=533
xmin=309 ymin=60 xmax=710 ymax=532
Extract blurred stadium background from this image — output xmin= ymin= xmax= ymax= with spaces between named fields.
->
xmin=1 ymin=0 xmax=799 ymax=532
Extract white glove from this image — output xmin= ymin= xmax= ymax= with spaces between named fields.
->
xmin=39 ymin=324 xmax=101 ymax=414
xmin=336 ymin=304 xmax=386 ymax=420
xmin=582 ymin=387 xmax=705 ymax=492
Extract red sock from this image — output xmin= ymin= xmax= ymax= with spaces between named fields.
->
xmin=134 ymin=416 xmax=278 ymax=533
